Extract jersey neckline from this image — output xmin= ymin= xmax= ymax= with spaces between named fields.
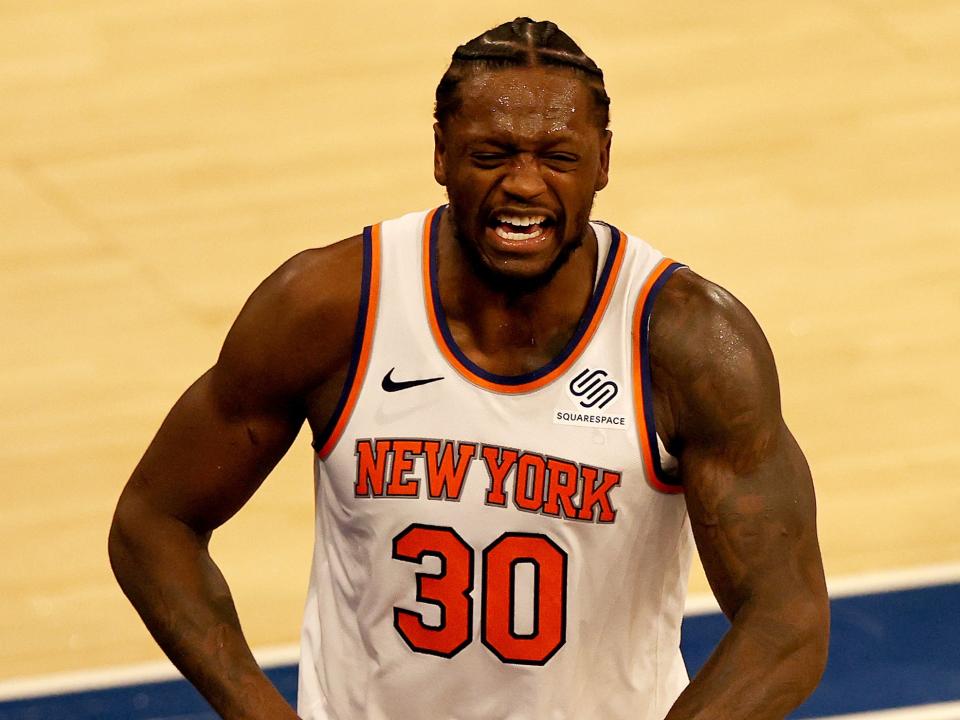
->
xmin=422 ymin=205 xmax=627 ymax=394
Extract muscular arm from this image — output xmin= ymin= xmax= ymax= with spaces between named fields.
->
xmin=108 ymin=237 xmax=363 ymax=720
xmin=652 ymin=270 xmax=829 ymax=719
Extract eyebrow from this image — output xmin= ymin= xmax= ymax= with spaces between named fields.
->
xmin=463 ymin=131 xmax=580 ymax=149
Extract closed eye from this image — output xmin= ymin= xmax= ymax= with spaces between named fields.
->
xmin=471 ymin=152 xmax=508 ymax=167
xmin=544 ymin=153 xmax=579 ymax=170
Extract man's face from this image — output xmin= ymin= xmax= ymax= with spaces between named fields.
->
xmin=434 ymin=66 xmax=611 ymax=284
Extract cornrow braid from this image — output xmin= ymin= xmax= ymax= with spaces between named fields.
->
xmin=435 ymin=17 xmax=611 ymax=129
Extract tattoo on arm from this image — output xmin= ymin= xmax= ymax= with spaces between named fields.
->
xmin=650 ymin=270 xmax=829 ymax=719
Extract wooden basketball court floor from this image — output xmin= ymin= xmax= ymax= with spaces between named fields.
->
xmin=1 ymin=0 xmax=958 ymax=694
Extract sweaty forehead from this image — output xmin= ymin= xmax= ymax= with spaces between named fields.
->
xmin=452 ymin=67 xmax=595 ymax=139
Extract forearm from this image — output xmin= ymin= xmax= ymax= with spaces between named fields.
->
xmin=109 ymin=494 xmax=297 ymax=720
xmin=665 ymin=604 xmax=827 ymax=720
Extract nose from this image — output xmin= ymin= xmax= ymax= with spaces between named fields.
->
xmin=500 ymin=154 xmax=547 ymax=201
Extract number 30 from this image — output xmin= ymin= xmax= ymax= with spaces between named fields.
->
xmin=392 ymin=524 xmax=568 ymax=665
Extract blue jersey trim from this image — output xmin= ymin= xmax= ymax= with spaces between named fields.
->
xmin=638 ymin=261 xmax=685 ymax=486
xmin=312 ymin=227 xmax=374 ymax=452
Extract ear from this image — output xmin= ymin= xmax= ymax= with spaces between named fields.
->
xmin=595 ymin=129 xmax=612 ymax=192
xmin=433 ymin=122 xmax=448 ymax=187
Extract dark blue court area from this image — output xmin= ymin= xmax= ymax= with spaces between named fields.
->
xmin=2 ymin=581 xmax=959 ymax=719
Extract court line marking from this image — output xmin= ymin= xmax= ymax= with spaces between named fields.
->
xmin=0 ymin=645 xmax=299 ymax=701
xmin=683 ymin=560 xmax=960 ymax=616
xmin=1 ymin=561 xmax=959 ymax=701
xmin=812 ymin=700 xmax=960 ymax=720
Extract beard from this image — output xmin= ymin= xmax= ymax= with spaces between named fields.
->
xmin=446 ymin=201 xmax=593 ymax=296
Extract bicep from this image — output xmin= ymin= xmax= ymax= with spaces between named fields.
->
xmin=651 ymin=271 xmax=827 ymax=620
xmin=682 ymin=424 xmax=825 ymax=621
xmin=119 ymin=243 xmax=363 ymax=533
xmin=115 ymin=240 xmax=363 ymax=538
xmin=125 ymin=366 xmax=304 ymax=534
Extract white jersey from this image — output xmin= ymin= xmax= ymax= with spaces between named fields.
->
xmin=298 ymin=207 xmax=693 ymax=720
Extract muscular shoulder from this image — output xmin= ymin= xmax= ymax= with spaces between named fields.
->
xmin=648 ymin=268 xmax=782 ymax=469
xmin=212 ymin=235 xmax=365 ymax=415
xmin=242 ymin=235 xmax=365 ymax=348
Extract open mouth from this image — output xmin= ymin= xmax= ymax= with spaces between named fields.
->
xmin=489 ymin=212 xmax=555 ymax=242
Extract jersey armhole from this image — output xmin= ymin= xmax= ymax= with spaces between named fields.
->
xmin=631 ymin=259 xmax=686 ymax=494
xmin=313 ymin=224 xmax=381 ymax=459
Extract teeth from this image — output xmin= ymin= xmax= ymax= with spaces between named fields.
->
xmin=497 ymin=214 xmax=546 ymax=227
xmin=495 ymin=225 xmax=544 ymax=241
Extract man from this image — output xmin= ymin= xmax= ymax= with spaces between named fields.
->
xmin=110 ymin=17 xmax=828 ymax=720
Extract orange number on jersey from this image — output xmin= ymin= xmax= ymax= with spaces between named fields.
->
xmin=392 ymin=524 xmax=474 ymax=657
xmin=481 ymin=533 xmax=568 ymax=665
xmin=392 ymin=525 xmax=568 ymax=665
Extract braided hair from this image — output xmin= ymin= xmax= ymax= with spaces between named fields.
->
xmin=435 ymin=18 xmax=611 ymax=130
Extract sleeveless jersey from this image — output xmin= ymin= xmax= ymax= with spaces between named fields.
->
xmin=298 ymin=207 xmax=693 ymax=720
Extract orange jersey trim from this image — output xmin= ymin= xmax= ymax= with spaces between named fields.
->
xmin=422 ymin=206 xmax=627 ymax=394
xmin=317 ymin=224 xmax=382 ymax=459
xmin=631 ymin=258 xmax=685 ymax=494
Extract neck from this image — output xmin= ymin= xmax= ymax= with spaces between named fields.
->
xmin=435 ymin=212 xmax=598 ymax=374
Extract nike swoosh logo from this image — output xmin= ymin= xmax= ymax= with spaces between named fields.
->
xmin=381 ymin=368 xmax=444 ymax=392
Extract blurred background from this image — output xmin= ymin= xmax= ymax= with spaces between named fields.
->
xmin=1 ymin=0 xmax=958 ymax=716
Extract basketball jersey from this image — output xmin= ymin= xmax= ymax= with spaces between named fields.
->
xmin=298 ymin=207 xmax=693 ymax=720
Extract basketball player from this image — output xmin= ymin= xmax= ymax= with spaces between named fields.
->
xmin=109 ymin=18 xmax=829 ymax=720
